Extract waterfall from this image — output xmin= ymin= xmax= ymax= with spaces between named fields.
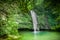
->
xmin=30 ymin=10 xmax=38 ymax=40
xmin=30 ymin=10 xmax=38 ymax=33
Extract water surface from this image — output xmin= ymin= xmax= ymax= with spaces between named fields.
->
xmin=20 ymin=31 xmax=60 ymax=40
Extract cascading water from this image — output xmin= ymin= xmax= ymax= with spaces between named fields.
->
xmin=30 ymin=10 xmax=38 ymax=33
xmin=30 ymin=10 xmax=38 ymax=40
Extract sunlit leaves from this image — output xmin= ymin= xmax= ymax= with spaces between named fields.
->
xmin=35 ymin=0 xmax=44 ymax=6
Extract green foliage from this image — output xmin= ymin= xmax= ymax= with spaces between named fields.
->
xmin=0 ymin=0 xmax=34 ymax=13
xmin=33 ymin=0 xmax=60 ymax=29
xmin=0 ymin=2 xmax=19 ymax=37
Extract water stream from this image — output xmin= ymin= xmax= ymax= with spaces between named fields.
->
xmin=30 ymin=10 xmax=38 ymax=40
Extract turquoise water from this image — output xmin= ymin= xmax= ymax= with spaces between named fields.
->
xmin=20 ymin=31 xmax=60 ymax=40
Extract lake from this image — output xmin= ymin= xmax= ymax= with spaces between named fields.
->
xmin=20 ymin=31 xmax=60 ymax=40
